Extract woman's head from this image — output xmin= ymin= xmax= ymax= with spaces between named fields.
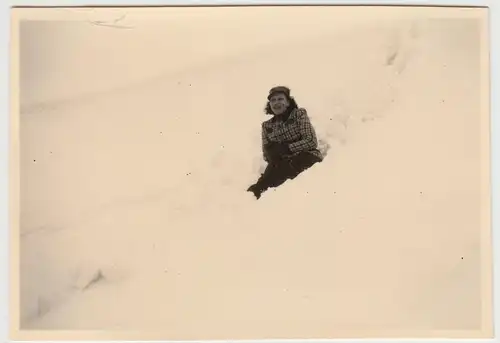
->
xmin=265 ymin=86 xmax=298 ymax=115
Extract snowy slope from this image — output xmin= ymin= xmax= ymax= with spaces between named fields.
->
xmin=18 ymin=15 xmax=488 ymax=338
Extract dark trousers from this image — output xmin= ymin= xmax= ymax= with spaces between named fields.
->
xmin=247 ymin=152 xmax=322 ymax=199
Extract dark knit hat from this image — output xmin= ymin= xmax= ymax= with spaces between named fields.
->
xmin=267 ymin=86 xmax=291 ymax=100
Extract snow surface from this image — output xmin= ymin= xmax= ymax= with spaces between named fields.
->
xmin=18 ymin=8 xmax=489 ymax=339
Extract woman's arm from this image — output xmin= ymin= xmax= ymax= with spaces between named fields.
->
xmin=288 ymin=108 xmax=319 ymax=153
xmin=261 ymin=123 xmax=270 ymax=162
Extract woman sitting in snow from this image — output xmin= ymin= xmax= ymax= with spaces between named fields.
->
xmin=247 ymin=86 xmax=323 ymax=199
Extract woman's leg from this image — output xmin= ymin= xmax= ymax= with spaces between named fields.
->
xmin=247 ymin=160 xmax=292 ymax=198
xmin=248 ymin=152 xmax=321 ymax=198
xmin=287 ymin=152 xmax=322 ymax=179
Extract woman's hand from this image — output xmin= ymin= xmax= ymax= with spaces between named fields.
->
xmin=265 ymin=142 xmax=292 ymax=161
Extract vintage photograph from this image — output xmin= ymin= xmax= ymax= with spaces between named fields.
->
xmin=10 ymin=4 xmax=492 ymax=340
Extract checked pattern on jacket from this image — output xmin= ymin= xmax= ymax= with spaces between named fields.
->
xmin=261 ymin=107 xmax=323 ymax=162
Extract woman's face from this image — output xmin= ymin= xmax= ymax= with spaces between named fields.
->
xmin=269 ymin=93 xmax=290 ymax=115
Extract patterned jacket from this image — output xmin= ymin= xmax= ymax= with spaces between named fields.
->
xmin=261 ymin=107 xmax=323 ymax=162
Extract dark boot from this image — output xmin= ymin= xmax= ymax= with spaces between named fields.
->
xmin=247 ymin=184 xmax=262 ymax=199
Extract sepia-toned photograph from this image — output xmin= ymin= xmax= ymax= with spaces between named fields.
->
xmin=9 ymin=4 xmax=492 ymax=340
